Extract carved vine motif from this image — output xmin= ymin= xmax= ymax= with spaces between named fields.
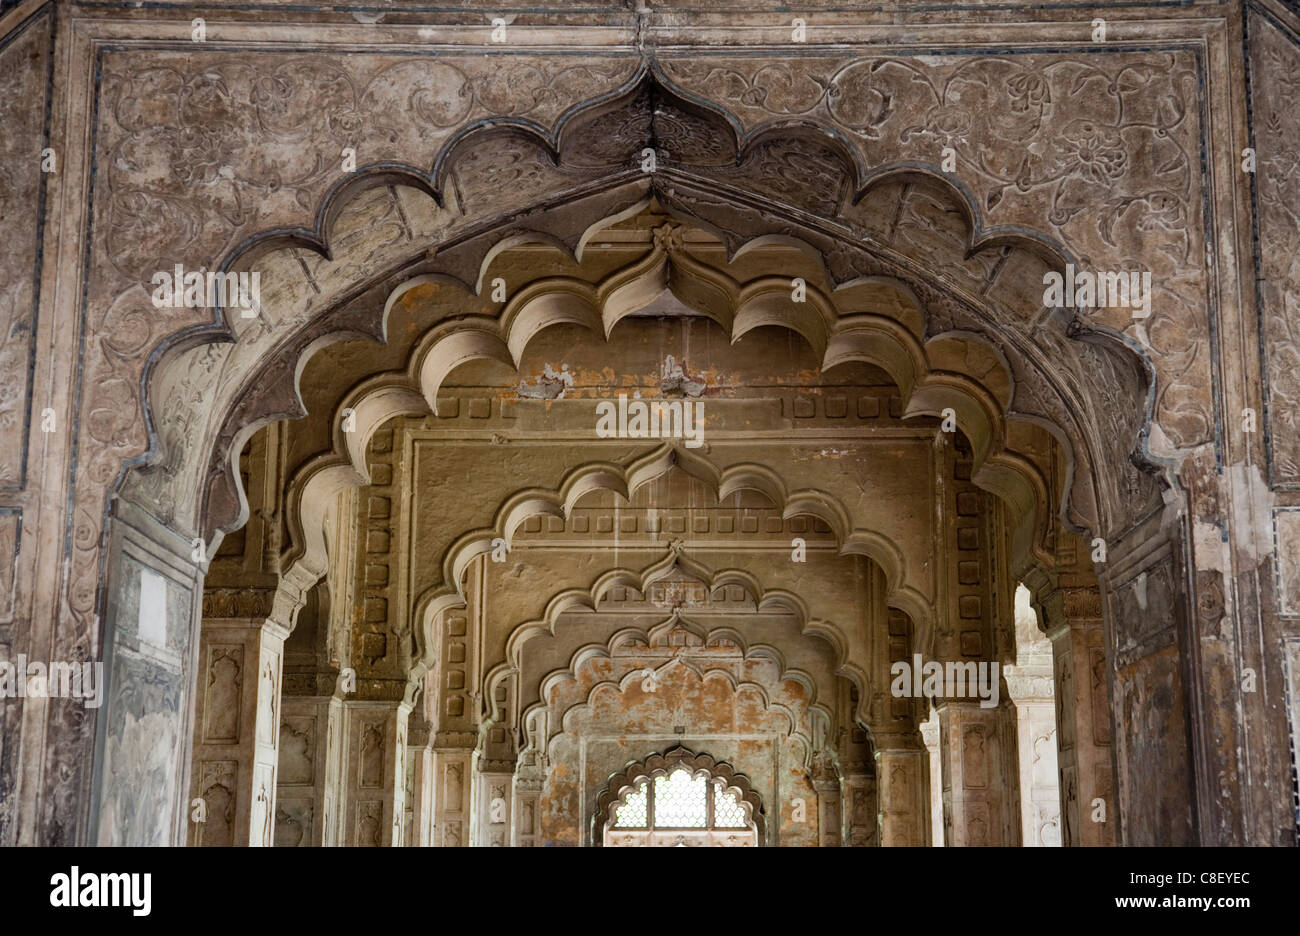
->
xmin=662 ymin=53 xmax=1211 ymax=452
xmin=0 ymin=8 xmax=52 ymax=490
xmin=99 ymin=56 xmax=634 ymax=284
xmin=1249 ymin=12 xmax=1300 ymax=486
xmin=202 ymin=587 xmax=276 ymax=618
xmin=663 ymin=56 xmax=1195 ymax=242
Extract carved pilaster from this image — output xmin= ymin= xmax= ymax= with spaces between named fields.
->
xmin=189 ymin=614 xmax=288 ymax=846
xmin=512 ymin=771 xmax=544 ymax=848
xmin=273 ymin=694 xmax=342 ymax=847
xmin=810 ymin=754 xmax=841 ymax=846
xmin=918 ymin=711 xmax=944 ymax=846
xmin=1092 ymin=514 xmax=1202 ymax=845
xmin=339 ymin=699 xmax=408 ymax=846
xmin=1003 ymin=667 xmax=1060 ymax=846
xmin=1036 ymin=579 xmax=1115 ymax=847
xmin=842 ymin=773 xmax=877 ymax=846
xmin=935 ymin=701 xmax=1015 ymax=846
xmin=477 ymin=762 xmax=515 ymax=847
xmin=430 ymin=732 xmax=476 ymax=847
xmin=406 ymin=714 xmax=433 ymax=847
xmin=873 ymin=730 xmax=929 ymax=846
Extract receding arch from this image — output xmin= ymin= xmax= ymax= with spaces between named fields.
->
xmin=246 ymin=208 xmax=1077 ymax=669
xmin=406 ymin=446 xmax=924 ymax=687
xmin=488 ymin=567 xmax=854 ymax=729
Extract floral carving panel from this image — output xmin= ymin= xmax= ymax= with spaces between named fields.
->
xmin=1248 ymin=7 xmax=1300 ymax=488
xmin=662 ymin=50 xmax=1214 ymax=452
xmin=97 ymin=52 xmax=635 ymax=284
xmin=0 ymin=6 xmax=52 ymax=490
xmin=62 ymin=49 xmax=636 ymax=647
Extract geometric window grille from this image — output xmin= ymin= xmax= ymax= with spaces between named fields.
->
xmin=612 ymin=769 xmax=746 ymax=830
xmin=600 ymin=749 xmax=760 ymax=846
xmin=713 ymin=784 xmax=748 ymax=828
xmin=613 ymin=784 xmax=649 ymax=828
xmin=653 ymin=770 xmax=708 ymax=827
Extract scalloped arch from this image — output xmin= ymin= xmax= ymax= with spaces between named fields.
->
xmin=262 ymin=225 xmax=1051 ymax=678
xmin=123 ymin=65 xmax=1162 ymax=710
xmin=465 ymin=548 xmax=870 ymax=724
xmin=496 ymin=592 xmax=844 ymax=733
xmin=406 ymin=447 xmax=916 ymax=683
xmin=139 ymin=65 xmax=1154 ymax=553
xmin=275 ymin=225 xmax=1057 ymax=584
xmin=548 ymin=667 xmax=810 ymax=770
xmin=274 ymin=218 xmax=1055 ymax=587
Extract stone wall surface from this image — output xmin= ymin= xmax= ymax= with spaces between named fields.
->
xmin=0 ymin=0 xmax=1295 ymax=846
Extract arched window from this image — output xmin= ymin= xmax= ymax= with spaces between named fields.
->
xmin=597 ymin=748 xmax=761 ymax=847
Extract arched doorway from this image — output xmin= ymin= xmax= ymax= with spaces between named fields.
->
xmin=185 ymin=202 xmax=1086 ymax=847
xmin=130 ymin=187 xmax=1128 ymax=848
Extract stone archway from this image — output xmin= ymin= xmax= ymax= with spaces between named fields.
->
xmin=201 ymin=202 xmax=1112 ymax=848
xmin=211 ymin=214 xmax=1100 ymax=851
xmin=120 ymin=166 xmax=1156 ymax=849
xmin=165 ymin=187 xmax=1147 ymax=850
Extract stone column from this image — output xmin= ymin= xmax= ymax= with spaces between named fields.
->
xmin=339 ymin=699 xmax=408 ymax=846
xmin=936 ymin=701 xmax=1015 ymax=846
xmin=811 ymin=759 xmax=842 ymax=846
xmin=873 ymin=731 xmax=930 ymax=846
xmin=1004 ymin=667 xmax=1060 ymax=846
xmin=476 ymin=760 xmax=514 ymax=847
xmin=274 ymin=693 xmax=342 ymax=846
xmin=90 ymin=502 xmax=206 ymax=847
xmin=407 ymin=715 xmax=434 ymax=846
xmin=918 ymin=711 xmax=945 ymax=846
xmin=189 ymin=612 xmax=288 ymax=846
xmin=512 ymin=770 xmax=544 ymax=847
xmin=842 ymin=772 xmax=876 ymax=846
xmin=1094 ymin=518 xmax=1202 ymax=845
xmin=430 ymin=731 xmax=475 ymax=846
xmin=1036 ymin=583 xmax=1115 ymax=846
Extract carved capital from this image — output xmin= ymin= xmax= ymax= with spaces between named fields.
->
xmin=1002 ymin=666 xmax=1056 ymax=702
xmin=202 ymin=587 xmax=277 ymax=619
xmin=433 ymin=730 xmax=478 ymax=751
xmin=871 ymin=728 xmax=925 ymax=753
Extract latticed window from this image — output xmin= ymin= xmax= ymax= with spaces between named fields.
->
xmin=653 ymin=771 xmax=708 ymax=827
xmin=713 ymin=784 xmax=747 ymax=828
xmin=613 ymin=785 xmax=648 ymax=828
xmin=610 ymin=768 xmax=750 ymax=830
